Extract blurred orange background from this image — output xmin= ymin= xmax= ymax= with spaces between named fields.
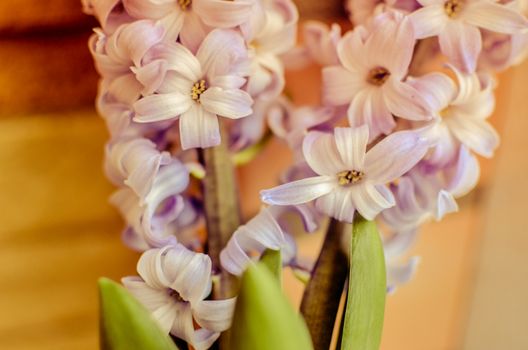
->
xmin=1 ymin=1 xmax=527 ymax=349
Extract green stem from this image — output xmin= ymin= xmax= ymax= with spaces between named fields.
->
xmin=231 ymin=130 xmax=273 ymax=166
xmin=300 ymin=219 xmax=349 ymax=350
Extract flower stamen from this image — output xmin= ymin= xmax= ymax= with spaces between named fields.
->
xmin=179 ymin=0 xmax=192 ymax=10
xmin=367 ymin=67 xmax=391 ymax=86
xmin=337 ymin=170 xmax=364 ymax=186
xmin=191 ymin=80 xmax=207 ymax=101
xmin=444 ymin=0 xmax=462 ymax=18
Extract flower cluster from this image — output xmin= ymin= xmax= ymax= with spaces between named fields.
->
xmin=84 ymin=0 xmax=528 ymax=347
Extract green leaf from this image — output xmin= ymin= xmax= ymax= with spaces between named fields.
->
xmin=260 ymin=249 xmax=282 ymax=284
xmin=341 ymin=218 xmax=387 ymax=350
xmin=230 ymin=263 xmax=314 ymax=350
xmin=98 ymin=278 xmax=179 ymax=350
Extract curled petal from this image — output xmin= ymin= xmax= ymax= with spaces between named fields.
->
xmin=406 ymin=72 xmax=456 ymax=112
xmin=436 ymin=190 xmax=458 ymax=219
xmin=220 ymin=207 xmax=285 ymax=276
xmin=201 ymin=87 xmax=253 ymax=119
xmin=446 ymin=145 xmax=480 ymax=197
xmin=260 ymin=176 xmax=337 ymax=206
xmin=445 ymin=114 xmax=499 ymax=157
xmin=383 ymin=79 xmax=431 ymax=121
xmin=302 ymin=131 xmax=347 ymax=175
xmin=194 ymin=0 xmax=254 ymax=28
xmin=365 ymin=130 xmax=430 ymax=184
xmin=193 ymin=298 xmax=237 ymax=332
xmin=134 ymin=93 xmax=192 ymax=123
xmin=179 ymin=105 xmax=221 ymax=149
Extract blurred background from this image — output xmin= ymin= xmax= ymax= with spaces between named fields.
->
xmin=1 ymin=1 xmax=527 ymax=349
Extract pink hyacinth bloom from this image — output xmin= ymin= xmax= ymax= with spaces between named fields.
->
xmin=123 ymin=245 xmax=236 ymax=350
xmin=133 ymin=29 xmax=253 ymax=150
xmin=414 ymin=67 xmax=499 ymax=166
xmin=346 ymin=0 xmax=420 ymax=26
xmin=123 ymin=0 xmax=256 ymax=52
xmin=323 ymin=12 xmax=432 ymax=140
xmin=260 ymin=125 xmax=430 ymax=223
xmin=82 ymin=0 xmax=134 ymax=33
xmin=409 ymin=0 xmax=528 ymax=72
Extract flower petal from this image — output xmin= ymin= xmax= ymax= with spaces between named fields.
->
xmin=334 ymin=126 xmax=369 ymax=171
xmin=446 ymin=145 xmax=480 ymax=197
xmin=302 ymin=131 xmax=347 ymax=175
xmin=408 ymin=4 xmax=447 ymax=39
xmin=365 ymin=130 xmax=430 ymax=184
xmin=179 ymin=104 xmax=221 ymax=149
xmin=445 ymin=114 xmax=499 ymax=157
xmin=350 ymin=183 xmax=395 ymax=220
xmin=194 ymin=0 xmax=254 ymax=28
xmin=322 ymin=66 xmax=365 ymax=106
xmin=134 ymin=93 xmax=192 ymax=122
xmin=383 ymin=79 xmax=431 ymax=121
xmin=196 ymin=29 xmax=247 ymax=78
xmin=200 ymin=87 xmax=253 ymax=119
xmin=260 ymin=176 xmax=337 ymax=206
xmin=438 ymin=21 xmax=482 ymax=73
xmin=315 ymin=188 xmax=356 ymax=223
xmin=193 ymin=298 xmax=237 ymax=332
xmin=463 ymin=1 xmax=528 ymax=34
xmin=406 ymin=72 xmax=456 ymax=112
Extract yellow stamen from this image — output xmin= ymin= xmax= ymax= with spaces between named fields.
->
xmin=337 ymin=170 xmax=364 ymax=186
xmin=444 ymin=0 xmax=463 ymax=18
xmin=178 ymin=0 xmax=192 ymax=10
xmin=191 ymin=80 xmax=207 ymax=101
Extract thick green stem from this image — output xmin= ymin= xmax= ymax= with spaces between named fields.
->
xmin=300 ymin=219 xmax=349 ymax=350
xmin=200 ymin=122 xmax=241 ymax=299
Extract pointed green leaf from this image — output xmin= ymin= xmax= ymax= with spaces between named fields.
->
xmin=230 ymin=263 xmax=314 ymax=350
xmin=341 ymin=218 xmax=387 ymax=350
xmin=98 ymin=278 xmax=179 ymax=350
xmin=260 ymin=249 xmax=282 ymax=284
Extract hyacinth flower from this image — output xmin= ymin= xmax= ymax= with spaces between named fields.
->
xmin=133 ymin=29 xmax=253 ymax=149
xmin=409 ymin=0 xmax=528 ymax=72
xmin=123 ymin=245 xmax=236 ymax=350
xmin=261 ymin=125 xmax=430 ymax=223
xmin=323 ymin=11 xmax=433 ymax=140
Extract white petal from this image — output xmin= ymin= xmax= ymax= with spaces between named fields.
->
xmin=260 ymin=176 xmax=337 ymax=206
xmin=194 ymin=0 xmax=254 ymax=28
xmin=446 ymin=114 xmax=499 ymax=157
xmin=438 ymin=21 xmax=482 ymax=73
xmin=334 ymin=126 xmax=369 ymax=170
xmin=196 ymin=29 xmax=247 ymax=78
xmin=193 ymin=298 xmax=237 ymax=332
xmin=350 ymin=183 xmax=395 ymax=220
xmin=436 ymin=190 xmax=458 ymax=219
xmin=383 ymin=79 xmax=431 ymax=121
xmin=463 ymin=1 xmax=528 ymax=34
xmin=315 ymin=188 xmax=356 ymax=223
xmin=446 ymin=145 xmax=480 ymax=197
xmin=408 ymin=4 xmax=447 ymax=38
xmin=201 ymin=87 xmax=253 ymax=119
xmin=322 ymin=66 xmax=365 ymax=106
xmin=365 ymin=130 xmax=430 ymax=184
xmin=179 ymin=104 xmax=221 ymax=149
xmin=302 ymin=131 xmax=347 ymax=175
xmin=134 ymin=93 xmax=192 ymax=122
xmin=407 ymin=72 xmax=456 ymax=112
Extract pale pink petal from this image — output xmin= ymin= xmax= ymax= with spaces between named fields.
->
xmin=364 ymin=12 xmax=416 ymax=78
xmin=350 ymin=183 xmax=395 ymax=220
xmin=302 ymin=131 xmax=347 ymax=175
xmin=158 ymin=10 xmax=186 ymax=42
xmin=179 ymin=104 xmax=221 ymax=149
xmin=348 ymin=88 xmax=396 ymax=139
xmin=315 ymin=188 xmax=356 ymax=223
xmin=137 ymin=247 xmax=172 ymax=289
xmin=322 ymin=66 xmax=365 ymax=106
xmin=133 ymin=93 xmax=192 ymax=122
xmin=337 ymin=29 xmax=368 ymax=72
xmin=365 ymin=130 xmax=430 ymax=184
xmin=171 ymin=303 xmax=202 ymax=347
xmin=194 ymin=0 xmax=254 ymax=28
xmin=446 ymin=145 xmax=480 ymax=197
xmin=438 ymin=21 xmax=482 ymax=73
xmin=220 ymin=207 xmax=285 ymax=276
xmin=133 ymin=60 xmax=168 ymax=96
xmin=196 ymin=29 xmax=247 ymax=79
xmin=260 ymin=176 xmax=337 ymax=205
xmin=180 ymin=11 xmax=211 ymax=54
xmin=408 ymin=4 xmax=447 ymax=39
xmin=463 ymin=1 xmax=528 ymax=34
xmin=334 ymin=126 xmax=369 ymax=171
xmin=406 ymin=72 xmax=456 ymax=112
xmin=200 ymin=87 xmax=253 ymax=119
xmin=123 ymin=0 xmax=175 ymax=19
xmin=146 ymin=43 xmax=202 ymax=82
xmin=383 ymin=79 xmax=431 ymax=121
xmin=193 ymin=298 xmax=237 ymax=332
xmin=303 ymin=21 xmax=341 ymax=66
xmin=107 ymin=73 xmax=143 ymax=105
xmin=436 ymin=190 xmax=458 ymax=219
xmin=445 ymin=114 xmax=499 ymax=157
xmin=163 ymin=245 xmax=212 ymax=303
xmin=157 ymin=72 xmax=194 ymax=95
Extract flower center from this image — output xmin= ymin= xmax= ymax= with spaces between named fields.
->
xmin=191 ymin=79 xmax=207 ymax=101
xmin=168 ymin=288 xmax=184 ymax=302
xmin=337 ymin=170 xmax=364 ymax=186
xmin=367 ymin=67 xmax=390 ymax=86
xmin=444 ymin=0 xmax=462 ymax=18
xmin=178 ymin=0 xmax=192 ymax=10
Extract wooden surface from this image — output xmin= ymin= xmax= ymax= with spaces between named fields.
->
xmin=1 ymin=3 xmax=528 ymax=350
